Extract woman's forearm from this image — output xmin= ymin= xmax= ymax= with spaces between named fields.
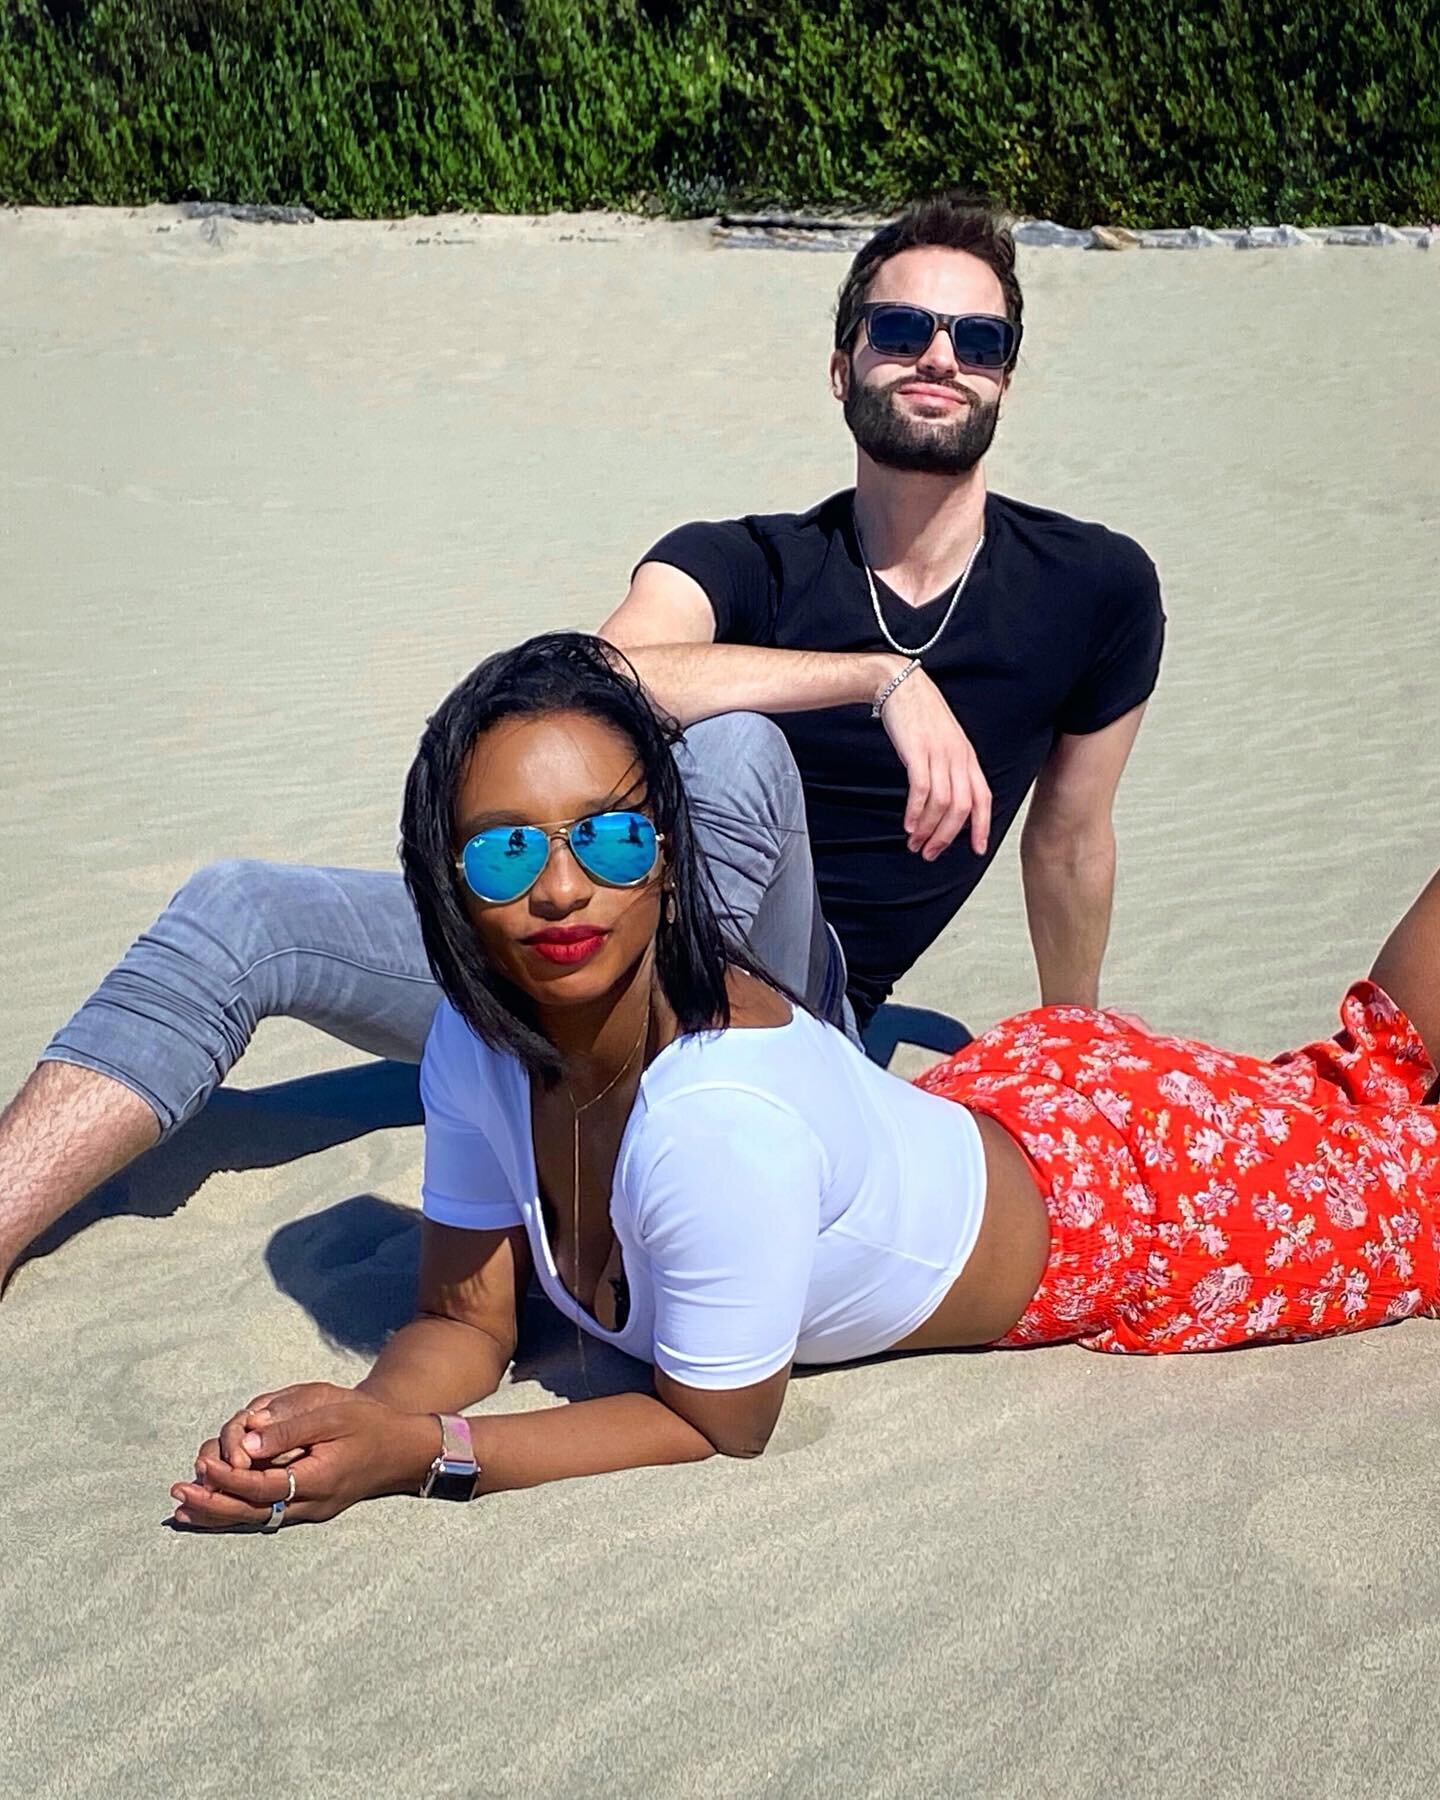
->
xmin=465 ymin=1392 xmax=715 ymax=1493
xmin=210 ymin=1378 xmax=721 ymax=1521
xmin=355 ymin=1314 xmax=511 ymax=1413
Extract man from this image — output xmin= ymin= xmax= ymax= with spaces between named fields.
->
xmin=0 ymin=194 xmax=1163 ymax=1286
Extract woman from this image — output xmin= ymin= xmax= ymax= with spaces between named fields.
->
xmin=171 ymin=634 xmax=1440 ymax=1530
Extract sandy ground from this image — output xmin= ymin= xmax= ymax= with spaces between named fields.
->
xmin=2 ymin=205 xmax=1438 ymax=1799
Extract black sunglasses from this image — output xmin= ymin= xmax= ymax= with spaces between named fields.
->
xmin=853 ymin=302 xmax=1021 ymax=370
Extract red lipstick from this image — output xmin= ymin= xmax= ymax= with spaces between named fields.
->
xmin=524 ymin=926 xmax=609 ymax=966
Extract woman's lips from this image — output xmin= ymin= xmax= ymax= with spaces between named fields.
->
xmin=524 ymin=928 xmax=609 ymax=966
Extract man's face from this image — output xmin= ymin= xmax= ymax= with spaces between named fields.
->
xmin=831 ymin=247 xmax=1012 ymax=475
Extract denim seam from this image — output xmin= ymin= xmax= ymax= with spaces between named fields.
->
xmin=230 ymin=946 xmax=438 ymax=989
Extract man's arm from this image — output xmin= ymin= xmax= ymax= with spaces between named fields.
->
xmin=1020 ymin=703 xmax=1148 ymax=1008
xmin=599 ymin=561 xmax=898 ymax=724
xmin=600 ymin=563 xmax=991 ymax=858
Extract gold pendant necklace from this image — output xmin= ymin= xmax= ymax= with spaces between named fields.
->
xmin=563 ymin=994 xmax=653 ymax=1395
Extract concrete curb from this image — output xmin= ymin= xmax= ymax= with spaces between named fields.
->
xmin=714 ymin=214 xmax=1436 ymax=252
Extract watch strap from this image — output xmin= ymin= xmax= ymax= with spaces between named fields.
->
xmin=419 ymin=1412 xmax=480 ymax=1501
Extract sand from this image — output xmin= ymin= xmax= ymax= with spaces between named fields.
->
xmin=2 ymin=205 xmax=1439 ymax=1799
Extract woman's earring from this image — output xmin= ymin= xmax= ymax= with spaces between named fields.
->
xmin=664 ymin=892 xmax=677 ymax=927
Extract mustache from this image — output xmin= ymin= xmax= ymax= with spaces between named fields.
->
xmin=893 ymin=377 xmax=985 ymax=407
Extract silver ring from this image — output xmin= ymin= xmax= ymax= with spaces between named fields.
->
xmin=260 ymin=1498 xmax=286 ymax=1534
xmin=284 ymin=1469 xmax=297 ymax=1503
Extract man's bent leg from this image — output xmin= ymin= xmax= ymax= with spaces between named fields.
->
xmin=20 ymin=733 xmax=821 ymax=1130
xmin=3 ymin=724 xmax=836 ymax=1284
xmin=42 ymin=861 xmax=437 ymax=1133
xmin=676 ymin=714 xmax=854 ymax=1034
xmin=0 ymin=1063 xmax=160 ymax=1285
xmin=1 ymin=861 xmax=437 ymax=1281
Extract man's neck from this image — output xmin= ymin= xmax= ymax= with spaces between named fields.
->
xmin=851 ymin=460 xmax=989 ymax=607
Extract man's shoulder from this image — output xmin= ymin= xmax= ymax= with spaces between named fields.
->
xmin=990 ymin=493 xmax=1156 ymax=595
xmin=652 ymin=489 xmax=851 ymax=557
xmin=741 ymin=488 xmax=852 ymax=541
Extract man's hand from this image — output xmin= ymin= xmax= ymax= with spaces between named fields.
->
xmin=877 ymin=664 xmax=991 ymax=860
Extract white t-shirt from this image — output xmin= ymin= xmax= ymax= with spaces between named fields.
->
xmin=420 ymin=1001 xmax=987 ymax=1390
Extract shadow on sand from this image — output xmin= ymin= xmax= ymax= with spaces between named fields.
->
xmin=19 ymin=1057 xmax=424 ymax=1270
xmin=22 ymin=1003 xmax=971 ymax=1393
xmin=265 ymin=1190 xmax=649 ymax=1398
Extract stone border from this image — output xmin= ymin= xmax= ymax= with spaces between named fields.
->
xmin=714 ymin=213 xmax=1435 ymax=251
xmin=180 ymin=200 xmax=317 ymax=225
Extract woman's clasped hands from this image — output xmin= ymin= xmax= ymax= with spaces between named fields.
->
xmin=169 ymin=1382 xmax=442 ymax=1531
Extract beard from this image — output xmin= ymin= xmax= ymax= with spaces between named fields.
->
xmin=843 ymin=373 xmax=1000 ymax=474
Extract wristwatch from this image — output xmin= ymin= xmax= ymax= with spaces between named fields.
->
xmin=418 ymin=1413 xmax=481 ymax=1501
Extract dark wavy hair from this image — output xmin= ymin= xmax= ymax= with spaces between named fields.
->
xmin=833 ymin=192 xmax=1023 ymax=352
xmin=401 ymin=632 xmax=772 ymax=1084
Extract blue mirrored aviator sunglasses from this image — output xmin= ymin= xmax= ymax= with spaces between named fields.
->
xmin=854 ymin=302 xmax=1021 ymax=370
xmin=456 ymin=809 xmax=663 ymax=905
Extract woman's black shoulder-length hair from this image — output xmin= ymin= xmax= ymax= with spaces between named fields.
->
xmin=400 ymin=631 xmax=783 ymax=1084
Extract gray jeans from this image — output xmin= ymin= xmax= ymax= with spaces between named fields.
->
xmin=42 ymin=714 xmax=852 ymax=1139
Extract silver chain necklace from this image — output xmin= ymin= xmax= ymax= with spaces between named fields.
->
xmin=855 ymin=515 xmax=986 ymax=661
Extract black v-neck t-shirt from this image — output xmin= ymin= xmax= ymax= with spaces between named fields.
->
xmin=642 ymin=489 xmax=1164 ymax=1026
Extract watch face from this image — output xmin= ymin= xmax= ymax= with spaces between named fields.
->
xmin=428 ymin=1460 xmax=478 ymax=1502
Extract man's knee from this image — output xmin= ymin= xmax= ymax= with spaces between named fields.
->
xmin=679 ymin=712 xmax=805 ymax=832
xmin=167 ymin=858 xmax=296 ymax=963
xmin=174 ymin=857 xmax=288 ymax=907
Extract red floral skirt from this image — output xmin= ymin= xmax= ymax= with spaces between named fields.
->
xmin=915 ymin=982 xmax=1440 ymax=1354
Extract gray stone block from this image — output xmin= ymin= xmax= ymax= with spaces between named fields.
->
xmin=1012 ymin=220 xmax=1094 ymax=248
xmin=1236 ymin=224 xmax=1313 ymax=249
xmin=1326 ymin=222 xmax=1409 ymax=245
xmin=1138 ymin=226 xmax=1226 ymax=248
xmin=181 ymin=201 xmax=316 ymax=225
xmin=718 ymin=211 xmax=887 ymax=233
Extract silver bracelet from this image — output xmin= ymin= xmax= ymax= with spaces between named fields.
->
xmin=871 ymin=657 xmax=922 ymax=719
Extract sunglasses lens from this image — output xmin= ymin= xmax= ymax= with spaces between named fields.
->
xmin=865 ymin=305 xmax=937 ymax=358
xmin=569 ymin=811 xmax=658 ymax=887
xmin=950 ymin=316 xmax=1015 ymax=368
xmin=461 ymin=825 xmax=549 ymax=903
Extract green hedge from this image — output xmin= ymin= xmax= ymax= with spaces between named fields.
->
xmin=3 ymin=0 xmax=1438 ymax=223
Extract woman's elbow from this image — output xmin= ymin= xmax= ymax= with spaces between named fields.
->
xmin=665 ymin=1412 xmax=771 ymax=1462
xmin=708 ymin=1421 xmax=776 ymax=1461
xmin=656 ymin=1368 xmax=786 ymax=1461
xmin=717 ymin=1440 xmax=768 ymax=1462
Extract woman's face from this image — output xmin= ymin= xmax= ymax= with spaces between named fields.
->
xmin=453 ymin=708 xmax=665 ymax=1012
